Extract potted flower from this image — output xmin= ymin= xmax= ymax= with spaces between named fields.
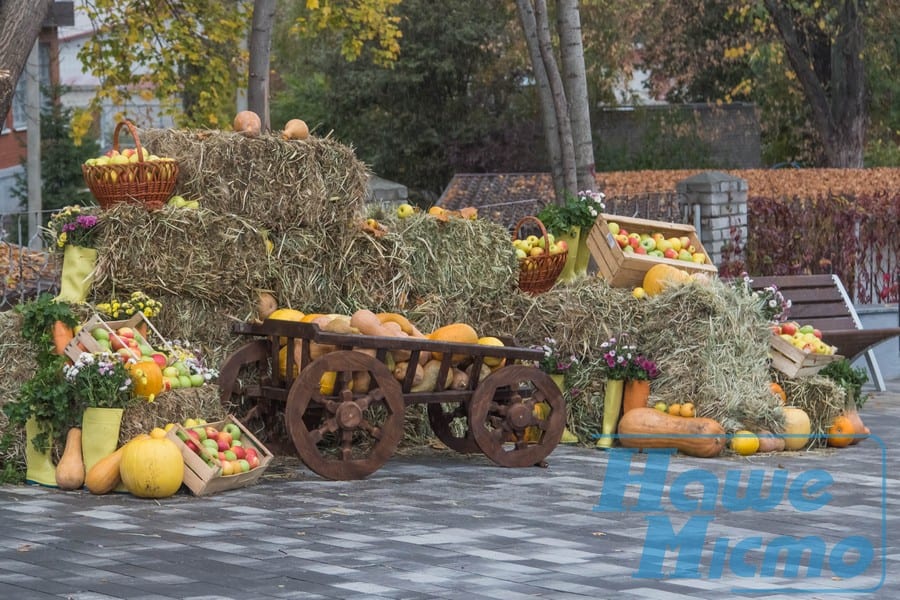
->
xmin=595 ymin=334 xmax=637 ymax=448
xmin=537 ymin=190 xmax=606 ymax=280
xmin=534 ymin=337 xmax=579 ymax=388
xmin=45 ymin=205 xmax=102 ymax=303
xmin=623 ymin=352 xmax=660 ymax=415
xmin=63 ymin=351 xmax=137 ymax=473
xmin=732 ymin=272 xmax=792 ymax=323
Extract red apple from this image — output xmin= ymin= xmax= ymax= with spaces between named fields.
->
xmin=813 ymin=329 xmax=822 ymax=339
xmin=109 ymin=334 xmax=127 ymax=351
xmin=116 ymin=327 xmax=135 ymax=339
xmin=231 ymin=445 xmax=246 ymax=460
xmin=663 ymin=248 xmax=678 ymax=260
xmin=244 ymin=447 xmax=258 ymax=461
xmin=247 ymin=455 xmax=261 ymax=469
xmin=187 ymin=429 xmax=200 ymax=441
xmin=634 ymin=245 xmax=647 ymax=255
xmin=216 ymin=438 xmax=231 ymax=452
xmin=184 ymin=440 xmax=198 ymax=453
xmin=150 ymin=352 xmax=168 ymax=368
xmin=781 ymin=322 xmax=798 ymax=336
xmin=217 ymin=431 xmax=233 ymax=447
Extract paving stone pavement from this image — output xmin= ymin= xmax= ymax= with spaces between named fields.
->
xmin=2 ymin=387 xmax=898 ymax=600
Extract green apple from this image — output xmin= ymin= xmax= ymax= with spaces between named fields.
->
xmin=183 ymin=418 xmax=198 ymax=428
xmin=163 ymin=366 xmax=179 ymax=378
xmin=173 ymin=361 xmax=190 ymax=377
xmin=396 ymin=203 xmax=415 ymax=218
xmin=91 ymin=327 xmax=110 ymax=341
xmin=222 ymin=423 xmax=242 ymax=442
xmin=164 ymin=375 xmax=181 ymax=389
xmin=168 ymin=195 xmax=186 ymax=207
xmin=178 ymin=375 xmax=193 ymax=389
xmin=237 ymin=459 xmax=251 ymax=473
xmin=189 ymin=373 xmax=205 ymax=387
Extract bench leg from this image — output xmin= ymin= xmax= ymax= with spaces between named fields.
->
xmin=863 ymin=348 xmax=887 ymax=393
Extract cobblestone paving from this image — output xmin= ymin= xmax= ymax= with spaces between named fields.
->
xmin=1 ymin=391 xmax=897 ymax=599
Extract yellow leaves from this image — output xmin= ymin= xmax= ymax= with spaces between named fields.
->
xmin=307 ymin=0 xmax=320 ymax=8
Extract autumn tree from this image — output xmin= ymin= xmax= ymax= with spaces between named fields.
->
xmin=0 ymin=0 xmax=54 ymax=122
xmin=75 ymin=0 xmax=251 ymax=138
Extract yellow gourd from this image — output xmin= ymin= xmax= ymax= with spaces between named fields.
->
xmin=428 ymin=323 xmax=479 ymax=363
xmin=617 ymin=408 xmax=726 ymax=458
xmin=780 ymin=406 xmax=811 ymax=450
xmin=120 ymin=435 xmax=185 ymax=499
xmin=55 ymin=428 xmax=85 ymax=490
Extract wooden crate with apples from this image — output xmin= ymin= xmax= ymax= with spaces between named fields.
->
xmin=768 ymin=334 xmax=844 ymax=378
xmin=167 ymin=415 xmax=274 ymax=496
xmin=63 ymin=312 xmax=169 ymax=363
xmin=585 ymin=214 xmax=718 ymax=289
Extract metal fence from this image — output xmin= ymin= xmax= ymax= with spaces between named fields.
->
xmin=0 ymin=209 xmax=59 ymax=311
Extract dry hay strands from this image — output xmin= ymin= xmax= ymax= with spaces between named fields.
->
xmin=120 ymin=385 xmax=225 ymax=444
xmin=333 ymin=228 xmax=416 ymax=314
xmin=92 ymin=204 xmax=271 ymax=305
xmin=137 ymin=127 xmax=369 ymax=233
xmin=0 ymin=310 xmax=30 ymax=471
xmin=148 ymin=293 xmax=253 ymax=369
xmin=392 ymin=214 xmax=518 ymax=305
xmin=780 ymin=376 xmax=846 ymax=447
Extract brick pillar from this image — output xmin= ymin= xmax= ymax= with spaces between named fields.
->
xmin=676 ymin=171 xmax=748 ymax=269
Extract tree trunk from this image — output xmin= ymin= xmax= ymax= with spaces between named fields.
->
xmin=0 ymin=0 xmax=54 ymax=122
xmin=517 ymin=0 xmax=564 ymax=199
xmin=247 ymin=0 xmax=277 ymax=132
xmin=764 ymin=0 xmax=866 ymax=167
xmin=557 ymin=0 xmax=595 ymax=193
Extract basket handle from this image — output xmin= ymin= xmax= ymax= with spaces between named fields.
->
xmin=513 ymin=215 xmax=551 ymax=246
xmin=112 ymin=119 xmax=146 ymax=162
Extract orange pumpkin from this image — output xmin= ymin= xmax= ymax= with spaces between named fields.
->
xmin=826 ymin=414 xmax=855 ymax=448
xmin=126 ymin=360 xmax=164 ymax=398
xmin=769 ymin=382 xmax=787 ymax=404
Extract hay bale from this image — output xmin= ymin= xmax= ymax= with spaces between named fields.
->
xmin=138 ymin=128 xmax=369 ymax=234
xmin=119 ymin=386 xmax=225 ymax=444
xmin=92 ymin=204 xmax=271 ymax=308
xmin=0 ymin=310 xmax=29 ymax=473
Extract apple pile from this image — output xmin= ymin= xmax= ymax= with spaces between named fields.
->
xmin=89 ymin=326 xmax=209 ymax=389
xmin=607 ymin=221 xmax=707 ymax=264
xmin=176 ymin=419 xmax=264 ymax=476
xmin=772 ymin=322 xmax=837 ymax=355
xmin=84 ymin=148 xmax=176 ymax=183
xmin=511 ymin=233 xmax=568 ymax=263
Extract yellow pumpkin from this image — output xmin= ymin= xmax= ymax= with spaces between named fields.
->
xmin=126 ymin=360 xmax=164 ymax=398
xmin=120 ymin=435 xmax=184 ymax=498
xmin=642 ymin=264 xmax=691 ymax=296
xmin=85 ymin=433 xmax=150 ymax=495
xmin=780 ymin=406 xmax=811 ymax=450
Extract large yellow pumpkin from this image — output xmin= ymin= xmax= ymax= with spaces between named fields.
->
xmin=781 ymin=406 xmax=811 ymax=450
xmin=266 ymin=308 xmax=305 ymax=322
xmin=126 ymin=360 xmax=164 ymax=398
xmin=120 ymin=433 xmax=184 ymax=498
xmin=642 ymin=264 xmax=691 ymax=296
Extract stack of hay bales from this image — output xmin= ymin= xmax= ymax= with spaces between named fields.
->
xmin=0 ymin=127 xmax=846 ymax=472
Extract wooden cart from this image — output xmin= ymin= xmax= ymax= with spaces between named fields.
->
xmin=218 ymin=320 xmax=566 ymax=480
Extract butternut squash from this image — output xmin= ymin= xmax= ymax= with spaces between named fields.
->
xmin=617 ymin=407 xmax=726 ymax=458
xmin=84 ymin=433 xmax=150 ymax=495
xmin=350 ymin=309 xmax=390 ymax=337
xmin=393 ymin=361 xmax=424 ymax=387
xmin=411 ymin=360 xmax=455 ymax=393
xmin=55 ymin=428 xmax=85 ymax=490
xmin=756 ymin=429 xmax=786 ymax=453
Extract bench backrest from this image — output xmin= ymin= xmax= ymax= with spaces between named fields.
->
xmin=749 ymin=274 xmax=859 ymax=331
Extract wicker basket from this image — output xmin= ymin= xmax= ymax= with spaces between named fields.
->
xmin=82 ymin=120 xmax=179 ymax=211
xmin=514 ymin=216 xmax=568 ymax=295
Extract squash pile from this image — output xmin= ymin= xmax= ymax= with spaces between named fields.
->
xmin=263 ymin=306 xmax=508 ymax=394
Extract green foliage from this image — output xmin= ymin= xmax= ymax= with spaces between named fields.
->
xmin=819 ymin=359 xmax=869 ymax=409
xmin=2 ymin=294 xmax=80 ymax=453
xmin=272 ymin=0 xmax=537 ymax=198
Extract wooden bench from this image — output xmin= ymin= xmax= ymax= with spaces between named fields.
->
xmin=750 ymin=274 xmax=900 ymax=391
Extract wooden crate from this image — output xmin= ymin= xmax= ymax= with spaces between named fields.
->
xmin=64 ymin=313 xmax=168 ymax=363
xmin=585 ymin=214 xmax=718 ymax=288
xmin=769 ymin=334 xmax=844 ymax=378
xmin=166 ymin=415 xmax=274 ymax=496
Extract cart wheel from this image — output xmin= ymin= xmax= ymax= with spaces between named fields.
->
xmin=218 ymin=340 xmax=271 ymax=418
xmin=427 ymin=403 xmax=479 ymax=454
xmin=285 ymin=350 xmax=405 ymax=480
xmin=469 ymin=365 xmax=566 ymax=468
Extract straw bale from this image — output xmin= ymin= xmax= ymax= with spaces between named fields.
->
xmin=138 ymin=128 xmax=369 ymax=233
xmin=780 ymin=375 xmax=846 ymax=447
xmin=119 ymin=386 xmax=225 ymax=444
xmin=0 ymin=310 xmax=29 ymax=472
xmin=91 ymin=204 xmax=271 ymax=308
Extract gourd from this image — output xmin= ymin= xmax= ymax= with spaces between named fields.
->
xmin=756 ymin=429 xmax=785 ymax=453
xmin=126 ymin=360 xmax=164 ymax=398
xmin=477 ymin=336 xmax=506 ymax=367
xmin=411 ymin=360 xmax=455 ymax=393
xmin=393 ymin=361 xmax=424 ymax=387
xmin=85 ymin=433 xmax=150 ymax=495
xmin=825 ymin=414 xmax=855 ymax=448
xmin=233 ymin=110 xmax=261 ymax=136
xmin=119 ymin=432 xmax=185 ymax=499
xmin=282 ymin=118 xmax=309 ymax=140
xmin=617 ymin=407 xmax=726 ymax=458
xmin=642 ymin=264 xmax=690 ymax=296
xmin=256 ymin=291 xmax=278 ymax=321
xmin=350 ymin=309 xmax=390 ymax=337
xmin=428 ymin=323 xmax=479 ymax=363
xmin=843 ymin=409 xmax=868 ymax=445
xmin=780 ymin=406 xmax=811 ymax=450
xmin=55 ymin=428 xmax=85 ymax=490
